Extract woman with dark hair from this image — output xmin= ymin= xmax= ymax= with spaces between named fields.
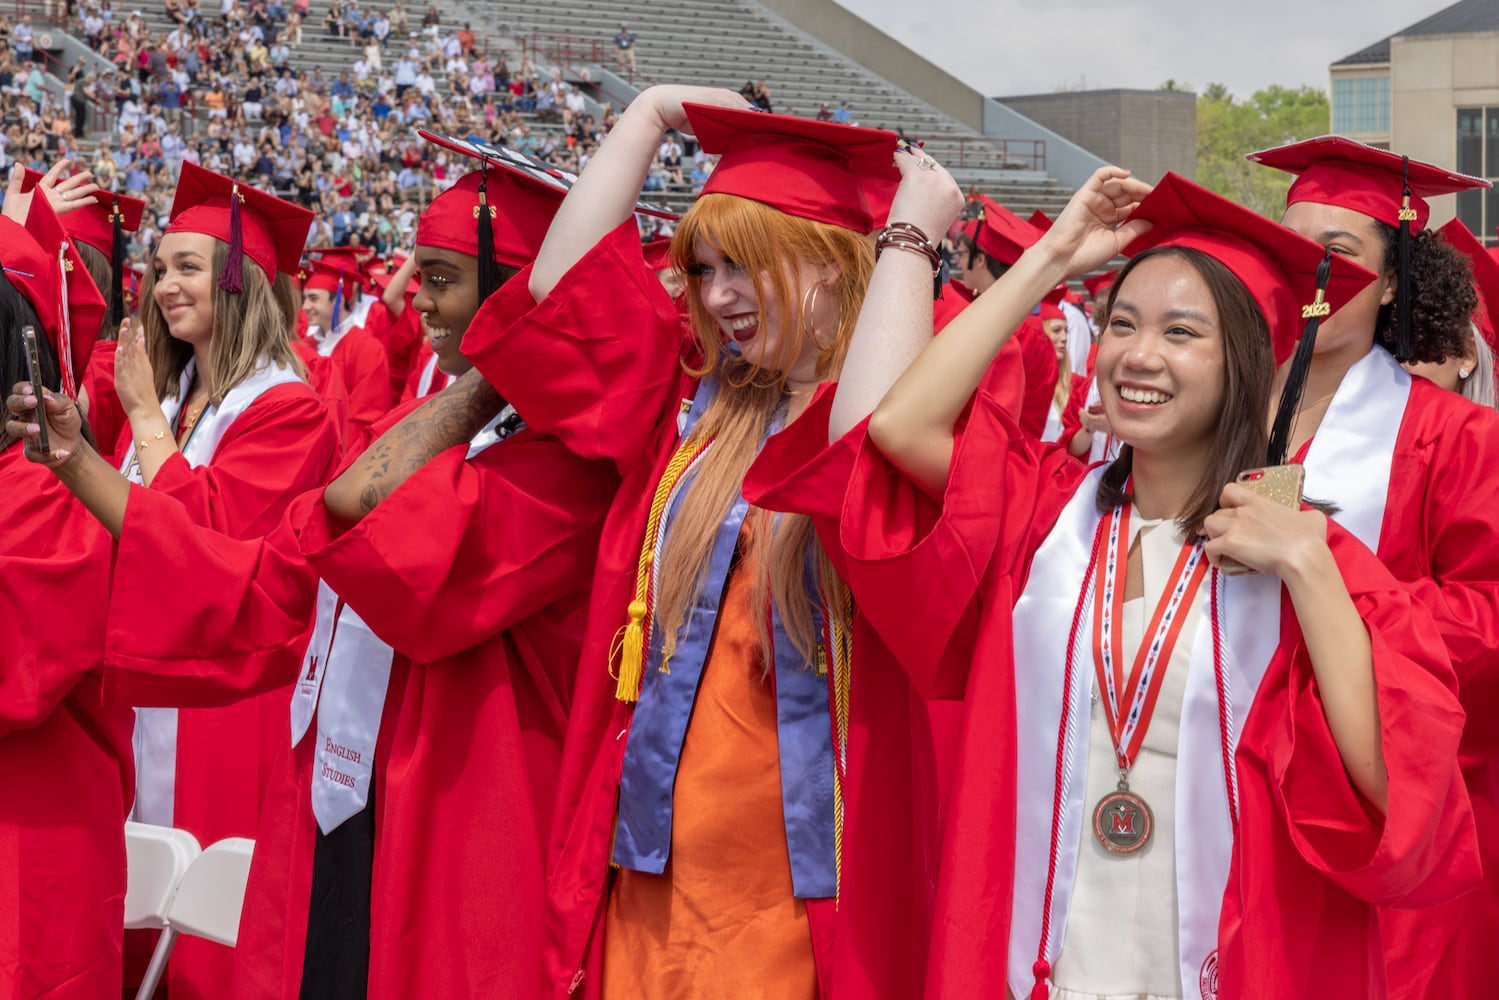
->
xmin=0 ymin=177 xmax=123 ymax=999
xmin=751 ymin=167 xmax=1478 ymax=998
xmin=1246 ymin=138 xmax=1499 ymax=997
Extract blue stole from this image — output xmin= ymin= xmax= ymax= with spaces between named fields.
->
xmin=610 ymin=382 xmax=838 ymax=900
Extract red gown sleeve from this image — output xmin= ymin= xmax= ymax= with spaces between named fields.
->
xmin=297 ymin=430 xmax=619 ymax=664
xmin=83 ymin=340 xmax=127 ymax=463
xmin=148 ymin=383 xmax=342 ymax=539
xmin=1395 ymin=397 xmax=1499 ymax=769
xmin=331 ymin=331 xmax=392 ymax=455
xmin=1014 ymin=316 xmax=1059 ymax=438
xmin=460 ymin=219 xmax=690 ymax=468
xmin=1059 ymin=373 xmax=1090 ymax=444
xmin=840 ymin=389 xmax=1084 ymax=698
xmin=104 ymin=485 xmax=318 ymax=707
xmin=0 ymin=452 xmax=113 ymax=735
xmin=1274 ymin=523 xmax=1479 ymax=907
xmin=743 ymin=383 xmax=860 ymax=579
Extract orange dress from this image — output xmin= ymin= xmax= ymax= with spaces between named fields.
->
xmin=601 ymin=539 xmax=818 ymax=999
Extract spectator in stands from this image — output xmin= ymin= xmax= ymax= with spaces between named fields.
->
xmin=832 ymin=101 xmax=852 ymax=124
xmin=421 ymin=4 xmax=438 ymax=35
xmin=614 ymin=23 xmax=636 ymax=75
xmin=12 ymin=16 xmax=33 ymax=63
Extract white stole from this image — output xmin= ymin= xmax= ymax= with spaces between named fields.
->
xmin=1082 ymin=377 xmax=1123 ymax=464
xmin=289 ymin=405 xmax=520 ymax=834
xmin=1007 ymin=468 xmax=1283 ymax=1000
xmin=129 ymin=358 xmax=304 ymax=827
xmin=1300 ymin=346 xmax=1408 ymax=552
xmin=415 ymin=353 xmax=452 ymax=397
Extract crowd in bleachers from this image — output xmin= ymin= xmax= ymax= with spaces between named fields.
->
xmin=0 ymin=0 xmax=720 ymax=273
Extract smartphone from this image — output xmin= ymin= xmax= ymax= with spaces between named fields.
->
xmin=1219 ymin=465 xmax=1305 ymax=576
xmin=20 ymin=326 xmax=49 ymax=455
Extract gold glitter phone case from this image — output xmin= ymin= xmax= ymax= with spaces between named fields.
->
xmin=1219 ymin=465 xmax=1305 ymax=576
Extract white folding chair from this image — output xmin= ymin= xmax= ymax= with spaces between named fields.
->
xmin=123 ymin=822 xmax=201 ymax=931
xmin=135 ymin=837 xmax=256 ymax=1000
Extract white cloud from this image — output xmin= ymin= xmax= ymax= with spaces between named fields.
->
xmin=833 ymin=0 xmax=1446 ymax=100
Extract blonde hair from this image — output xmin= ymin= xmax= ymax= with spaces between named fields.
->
xmin=654 ymin=194 xmax=874 ymax=665
xmin=140 ymin=239 xmax=304 ymax=405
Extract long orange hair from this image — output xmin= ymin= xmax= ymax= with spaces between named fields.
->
xmin=652 ymin=194 xmax=874 ymax=666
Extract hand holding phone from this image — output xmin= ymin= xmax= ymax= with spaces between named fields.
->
xmin=21 ymin=326 xmax=50 ymax=456
xmin=1218 ymin=465 xmax=1305 ymax=576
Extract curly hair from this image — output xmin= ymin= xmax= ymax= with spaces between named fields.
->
xmin=1374 ymin=223 xmax=1478 ymax=364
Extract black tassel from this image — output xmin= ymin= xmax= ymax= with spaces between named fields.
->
xmin=1395 ymin=156 xmax=1416 ymax=361
xmin=1268 ymin=248 xmax=1334 ymax=466
xmin=108 ymin=197 xmax=126 ymax=327
xmin=475 ymin=162 xmax=501 ymax=303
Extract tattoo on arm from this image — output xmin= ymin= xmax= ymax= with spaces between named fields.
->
xmin=333 ymin=370 xmax=503 ymax=519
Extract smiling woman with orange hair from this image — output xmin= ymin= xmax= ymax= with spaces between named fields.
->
xmin=460 ymin=83 xmax=954 ymax=997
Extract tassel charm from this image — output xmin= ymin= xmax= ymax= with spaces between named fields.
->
xmin=612 ymin=600 xmax=649 ymax=702
xmin=108 ymin=197 xmax=126 ymax=326
xmin=1267 ymin=247 xmax=1334 ymax=465
xmin=1395 ymin=157 xmax=1414 ymax=361
xmin=219 ymin=183 xmax=245 ymax=294
xmin=475 ymin=163 xmax=502 ymax=304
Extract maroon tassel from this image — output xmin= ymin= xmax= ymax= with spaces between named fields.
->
xmin=219 ymin=183 xmax=245 ymax=294
xmin=1029 ymin=960 xmax=1051 ymax=1000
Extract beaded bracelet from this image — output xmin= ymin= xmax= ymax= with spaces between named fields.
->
xmin=876 ymin=222 xmax=941 ymax=272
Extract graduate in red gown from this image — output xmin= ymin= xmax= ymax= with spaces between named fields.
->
xmin=0 ymin=168 xmax=127 ymax=1000
xmin=300 ymin=247 xmax=392 ymax=452
xmin=755 ymin=168 xmax=1479 ymax=998
xmin=1245 ymin=138 xmax=1499 ymax=998
xmin=69 ymin=163 xmax=340 ymax=999
xmin=1416 ymin=218 xmax=1499 ymax=404
xmin=460 ymin=86 xmax=939 ymax=998
xmin=25 ymin=147 xmax=613 ymax=999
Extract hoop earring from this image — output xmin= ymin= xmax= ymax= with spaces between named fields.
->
xmin=801 ymin=281 xmax=842 ymax=350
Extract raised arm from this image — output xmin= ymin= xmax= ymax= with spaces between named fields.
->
xmin=381 ymin=253 xmax=418 ymax=318
xmin=528 ymin=84 xmax=748 ymax=301
xmin=868 ymin=166 xmax=1152 ymax=496
xmin=827 ymin=148 xmax=963 ymax=442
xmin=1204 ymin=485 xmax=1386 ymax=811
xmin=322 ymin=366 xmax=501 ymax=523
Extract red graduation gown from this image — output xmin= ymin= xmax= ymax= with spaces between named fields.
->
xmin=933 ymin=278 xmax=1028 ymax=423
xmin=106 ymin=397 xmax=617 ymax=1000
xmin=361 ymin=297 xmax=423 ymax=406
xmin=305 ymin=326 xmax=391 ymax=454
xmin=111 ymin=382 xmax=340 ymax=1000
xmin=83 ymin=338 xmax=128 ymax=461
xmin=829 ymin=387 xmax=1479 ymax=998
xmin=0 ymin=445 xmax=133 ymax=999
xmin=744 ymin=385 xmax=944 ymax=999
xmin=1316 ymin=375 xmax=1499 ymax=997
xmin=1013 ymin=314 xmax=1058 ymax=438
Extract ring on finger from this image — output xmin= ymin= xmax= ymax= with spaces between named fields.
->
xmin=918 ymin=157 xmax=938 ymax=171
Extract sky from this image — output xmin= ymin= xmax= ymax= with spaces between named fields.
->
xmin=834 ymin=0 xmax=1448 ymax=100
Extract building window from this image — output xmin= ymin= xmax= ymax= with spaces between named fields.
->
xmin=1332 ymin=77 xmax=1390 ymax=134
xmin=1455 ymin=108 xmax=1499 ymax=244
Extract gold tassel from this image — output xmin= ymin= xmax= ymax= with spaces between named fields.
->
xmin=612 ymin=600 xmax=649 ymax=703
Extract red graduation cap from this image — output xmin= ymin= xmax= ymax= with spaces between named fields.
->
xmin=965 ymin=193 xmax=1044 ymax=267
xmin=1083 ymin=270 xmax=1117 ymax=301
xmin=1247 ymin=135 xmax=1489 ymax=230
xmin=2 ymin=193 xmax=105 ymax=399
xmin=414 ymin=166 xmax=568 ymax=269
xmin=1039 ymin=301 xmax=1065 ymax=323
xmin=684 ymin=103 xmax=899 ymax=233
xmin=1040 ymin=284 xmax=1068 ymax=307
xmin=166 ymin=161 xmax=314 ymax=286
xmin=642 ymin=237 xmax=674 ymax=272
xmin=1029 ymin=209 xmax=1054 ymax=232
xmin=303 ymin=247 xmax=365 ymax=299
xmin=19 ymin=168 xmax=147 ymax=256
xmin=1122 ymin=172 xmax=1379 ymax=464
xmin=1437 ymin=218 xmax=1499 ymax=354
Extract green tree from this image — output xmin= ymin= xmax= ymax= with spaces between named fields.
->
xmin=1196 ymin=84 xmax=1330 ymax=216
